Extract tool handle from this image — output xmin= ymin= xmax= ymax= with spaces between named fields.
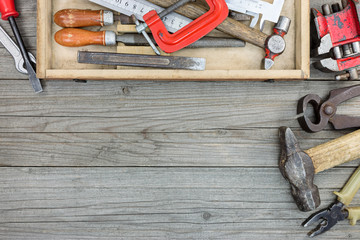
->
xmin=54 ymin=9 xmax=113 ymax=28
xmin=146 ymin=0 xmax=268 ymax=48
xmin=0 ymin=0 xmax=19 ymax=20
xmin=54 ymin=28 xmax=116 ymax=47
xmin=334 ymin=166 xmax=360 ymax=206
xmin=346 ymin=207 xmax=360 ymax=225
xmin=305 ymin=129 xmax=360 ymax=173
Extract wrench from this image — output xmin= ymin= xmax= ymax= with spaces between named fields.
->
xmin=0 ymin=25 xmax=36 ymax=74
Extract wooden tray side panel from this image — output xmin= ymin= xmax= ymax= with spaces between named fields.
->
xmin=295 ymin=0 xmax=310 ymax=78
xmin=37 ymin=0 xmax=52 ymax=79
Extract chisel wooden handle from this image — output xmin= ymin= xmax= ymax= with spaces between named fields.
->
xmin=146 ymin=0 xmax=268 ymax=48
xmin=54 ymin=28 xmax=114 ymax=47
xmin=54 ymin=9 xmax=113 ymax=27
xmin=305 ymin=129 xmax=360 ymax=173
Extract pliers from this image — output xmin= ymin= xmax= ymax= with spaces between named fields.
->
xmin=297 ymin=84 xmax=360 ymax=133
xmin=302 ymin=166 xmax=360 ymax=237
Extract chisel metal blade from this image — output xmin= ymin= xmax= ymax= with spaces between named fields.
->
xmin=78 ymin=51 xmax=206 ymax=71
xmin=116 ymin=34 xmax=246 ymax=48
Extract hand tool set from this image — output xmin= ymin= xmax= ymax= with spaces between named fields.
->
xmin=3 ymin=0 xmax=360 ymax=237
xmin=280 ymin=84 xmax=360 ymax=234
xmin=0 ymin=0 xmax=42 ymax=93
xmin=50 ymin=0 xmax=292 ymax=71
xmin=280 ymin=83 xmax=360 ymax=237
xmin=278 ymin=3 xmax=360 ymax=235
xmin=0 ymin=0 xmax=295 ymax=85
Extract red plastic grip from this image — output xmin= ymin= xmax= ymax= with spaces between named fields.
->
xmin=144 ymin=0 xmax=228 ymax=53
xmin=0 ymin=0 xmax=19 ymax=20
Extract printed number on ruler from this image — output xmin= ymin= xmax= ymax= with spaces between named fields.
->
xmin=89 ymin=0 xmax=192 ymax=32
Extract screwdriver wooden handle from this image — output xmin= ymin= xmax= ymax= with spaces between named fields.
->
xmin=54 ymin=9 xmax=113 ymax=28
xmin=55 ymin=28 xmax=109 ymax=47
xmin=146 ymin=0 xmax=268 ymax=48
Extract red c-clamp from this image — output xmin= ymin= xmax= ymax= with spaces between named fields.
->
xmin=143 ymin=0 xmax=229 ymax=53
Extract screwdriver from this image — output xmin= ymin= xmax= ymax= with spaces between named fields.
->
xmin=0 ymin=0 xmax=42 ymax=93
xmin=54 ymin=28 xmax=246 ymax=48
xmin=54 ymin=9 xmax=125 ymax=28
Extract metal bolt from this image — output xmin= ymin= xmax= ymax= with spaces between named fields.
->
xmin=324 ymin=105 xmax=335 ymax=115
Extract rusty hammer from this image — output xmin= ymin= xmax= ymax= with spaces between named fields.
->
xmin=279 ymin=127 xmax=360 ymax=212
xmin=147 ymin=0 xmax=291 ymax=69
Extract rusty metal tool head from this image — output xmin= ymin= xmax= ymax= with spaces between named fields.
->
xmin=298 ymin=84 xmax=360 ymax=133
xmin=279 ymin=127 xmax=320 ymax=212
xmin=279 ymin=127 xmax=360 ymax=212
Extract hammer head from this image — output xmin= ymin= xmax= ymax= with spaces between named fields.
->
xmin=279 ymin=127 xmax=320 ymax=212
xmin=264 ymin=16 xmax=291 ymax=70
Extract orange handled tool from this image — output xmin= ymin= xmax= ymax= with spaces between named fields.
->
xmin=54 ymin=28 xmax=115 ymax=47
xmin=54 ymin=9 xmax=121 ymax=27
xmin=54 ymin=28 xmax=246 ymax=48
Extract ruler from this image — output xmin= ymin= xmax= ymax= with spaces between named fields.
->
xmin=225 ymin=0 xmax=284 ymax=31
xmin=89 ymin=0 xmax=192 ymax=33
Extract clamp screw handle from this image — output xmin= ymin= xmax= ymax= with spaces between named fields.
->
xmin=133 ymin=15 xmax=160 ymax=55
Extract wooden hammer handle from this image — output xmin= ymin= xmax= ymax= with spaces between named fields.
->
xmin=146 ymin=0 xmax=268 ymax=48
xmin=305 ymin=129 xmax=360 ymax=173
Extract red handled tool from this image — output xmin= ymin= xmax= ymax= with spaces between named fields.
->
xmin=135 ymin=0 xmax=229 ymax=54
xmin=312 ymin=0 xmax=360 ymax=80
xmin=0 ymin=0 xmax=42 ymax=93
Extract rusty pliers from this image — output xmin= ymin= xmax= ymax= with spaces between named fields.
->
xmin=302 ymin=166 xmax=360 ymax=237
xmin=297 ymin=85 xmax=360 ymax=132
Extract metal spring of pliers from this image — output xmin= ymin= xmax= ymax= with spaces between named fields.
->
xmin=302 ymin=166 xmax=360 ymax=237
xmin=297 ymin=84 xmax=360 ymax=132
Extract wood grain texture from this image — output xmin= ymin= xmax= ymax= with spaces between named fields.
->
xmin=306 ymin=129 xmax=360 ymax=173
xmin=0 ymin=0 xmax=359 ymax=239
xmin=0 ymin=167 xmax=360 ymax=240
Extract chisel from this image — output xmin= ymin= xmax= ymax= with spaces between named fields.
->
xmin=55 ymin=28 xmax=245 ymax=48
xmin=78 ymin=51 xmax=206 ymax=71
xmin=54 ymin=9 xmax=125 ymax=28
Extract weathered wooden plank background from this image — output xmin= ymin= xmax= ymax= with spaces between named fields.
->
xmin=0 ymin=0 xmax=360 ymax=239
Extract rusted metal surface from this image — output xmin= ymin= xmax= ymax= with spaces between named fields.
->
xmin=279 ymin=127 xmax=320 ymax=212
xmin=297 ymin=84 xmax=360 ymax=132
xmin=77 ymin=51 xmax=206 ymax=70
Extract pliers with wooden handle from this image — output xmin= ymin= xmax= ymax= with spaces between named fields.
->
xmin=302 ymin=166 xmax=360 ymax=237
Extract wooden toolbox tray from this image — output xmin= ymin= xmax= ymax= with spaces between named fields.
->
xmin=37 ymin=0 xmax=310 ymax=80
